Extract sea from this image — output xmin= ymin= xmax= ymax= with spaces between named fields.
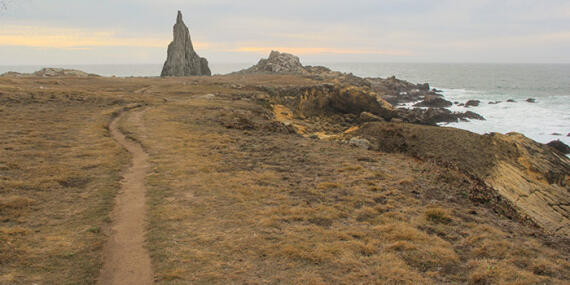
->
xmin=1 ymin=63 xmax=569 ymax=146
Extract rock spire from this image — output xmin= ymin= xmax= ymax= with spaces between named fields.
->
xmin=161 ymin=11 xmax=211 ymax=77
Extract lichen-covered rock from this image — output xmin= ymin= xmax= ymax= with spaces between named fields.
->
xmin=161 ymin=11 xmax=211 ymax=77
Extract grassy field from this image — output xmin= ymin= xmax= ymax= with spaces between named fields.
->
xmin=0 ymin=77 xmax=149 ymax=284
xmin=1 ymin=75 xmax=568 ymax=284
xmin=121 ymin=90 xmax=569 ymax=284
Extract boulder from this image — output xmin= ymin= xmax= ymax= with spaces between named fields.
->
xmin=460 ymin=111 xmax=485 ymax=121
xmin=417 ymin=83 xmax=430 ymax=91
xmin=161 ymin=11 xmax=211 ymax=77
xmin=413 ymin=96 xmax=453 ymax=108
xmin=526 ymin=98 xmax=536 ymax=103
xmin=349 ymin=137 xmax=371 ymax=150
xmin=465 ymin=100 xmax=480 ymax=107
xmin=239 ymin=51 xmax=307 ymax=74
xmin=547 ymin=140 xmax=570 ymax=154
xmin=360 ymin=111 xmax=384 ymax=122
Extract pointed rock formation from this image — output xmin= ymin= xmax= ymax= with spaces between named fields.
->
xmin=161 ymin=11 xmax=211 ymax=77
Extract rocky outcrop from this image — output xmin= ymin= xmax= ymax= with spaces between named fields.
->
xmin=367 ymin=76 xmax=435 ymax=106
xmin=465 ymin=100 xmax=481 ymax=107
xmin=161 ymin=11 xmax=211 ymax=77
xmin=355 ymin=123 xmax=570 ymax=236
xmin=1 ymin=68 xmax=98 ymax=78
xmin=414 ymin=96 xmax=453 ymax=108
xmin=547 ymin=140 xmax=570 ymax=154
xmin=261 ymin=84 xmax=395 ymax=121
xmin=239 ymin=51 xmax=308 ymax=74
xmin=396 ymin=108 xmax=485 ymax=125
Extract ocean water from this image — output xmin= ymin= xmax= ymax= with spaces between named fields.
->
xmin=1 ymin=63 xmax=568 ymax=146
xmin=320 ymin=63 xmax=570 ymax=146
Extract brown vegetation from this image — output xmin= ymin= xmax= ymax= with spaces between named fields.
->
xmin=0 ymin=74 xmax=568 ymax=284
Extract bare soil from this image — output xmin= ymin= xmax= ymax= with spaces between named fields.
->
xmin=98 ymin=109 xmax=153 ymax=285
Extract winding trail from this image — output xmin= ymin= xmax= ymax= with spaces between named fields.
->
xmin=98 ymin=109 xmax=153 ymax=285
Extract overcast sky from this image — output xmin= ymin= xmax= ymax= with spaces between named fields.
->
xmin=0 ymin=0 xmax=569 ymax=65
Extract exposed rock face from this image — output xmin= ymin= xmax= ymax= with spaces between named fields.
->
xmin=261 ymin=84 xmax=395 ymax=120
xmin=355 ymin=123 xmax=570 ymax=236
xmin=239 ymin=51 xmax=308 ymax=74
xmin=161 ymin=11 xmax=211 ymax=77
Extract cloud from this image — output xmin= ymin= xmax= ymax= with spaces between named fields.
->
xmin=232 ymin=46 xmax=412 ymax=56
xmin=0 ymin=25 xmax=212 ymax=49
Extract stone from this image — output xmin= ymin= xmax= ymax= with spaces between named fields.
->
xmin=360 ymin=111 xmax=384 ymax=122
xmin=547 ymin=140 xmax=570 ymax=154
xmin=349 ymin=137 xmax=371 ymax=150
xmin=465 ymin=100 xmax=480 ymax=107
xmin=161 ymin=11 xmax=211 ymax=77
xmin=460 ymin=111 xmax=485 ymax=121
xmin=526 ymin=98 xmax=536 ymax=103
xmin=417 ymin=83 xmax=430 ymax=91
xmin=413 ymin=96 xmax=453 ymax=108
xmin=507 ymin=99 xmax=516 ymax=103
xmin=239 ymin=51 xmax=307 ymax=74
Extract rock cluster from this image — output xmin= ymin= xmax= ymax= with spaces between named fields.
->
xmin=239 ymin=51 xmax=308 ymax=74
xmin=1 ymin=68 xmax=98 ymax=77
xmin=161 ymin=11 xmax=211 ymax=77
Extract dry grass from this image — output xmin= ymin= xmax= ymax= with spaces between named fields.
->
xmin=119 ymin=81 xmax=569 ymax=284
xmin=0 ymin=77 xmax=147 ymax=284
xmin=1 ymin=74 xmax=568 ymax=284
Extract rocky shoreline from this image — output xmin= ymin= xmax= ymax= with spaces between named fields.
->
xmin=2 ymin=50 xmax=569 ymax=236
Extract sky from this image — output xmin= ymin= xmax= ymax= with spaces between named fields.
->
xmin=0 ymin=0 xmax=569 ymax=65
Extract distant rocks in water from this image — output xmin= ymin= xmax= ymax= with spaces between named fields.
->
xmin=413 ymin=96 xmax=453 ymax=108
xmin=526 ymin=98 xmax=536 ymax=103
xmin=462 ymin=111 xmax=485 ymax=121
xmin=506 ymin=99 xmax=516 ymax=103
xmin=1 ymin=68 xmax=99 ymax=78
xmin=551 ymin=133 xmax=562 ymax=136
xmin=465 ymin=100 xmax=480 ymax=107
xmin=397 ymin=107 xmax=485 ymax=125
xmin=238 ymin=51 xmax=308 ymax=74
xmin=417 ymin=83 xmax=430 ymax=91
xmin=368 ymin=76 xmax=438 ymax=106
xmin=488 ymin=100 xmax=502 ymax=105
xmin=161 ymin=11 xmax=211 ymax=77
xmin=547 ymin=140 xmax=570 ymax=154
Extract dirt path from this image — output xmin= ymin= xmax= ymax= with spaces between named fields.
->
xmin=98 ymin=109 xmax=153 ymax=285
